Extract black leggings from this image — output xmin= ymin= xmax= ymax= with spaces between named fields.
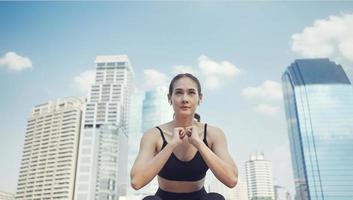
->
xmin=142 ymin=187 xmax=225 ymax=200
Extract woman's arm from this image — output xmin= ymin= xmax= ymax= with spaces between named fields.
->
xmin=130 ymin=129 xmax=174 ymax=190
xmin=130 ymin=127 xmax=185 ymax=190
xmin=196 ymin=126 xmax=238 ymax=188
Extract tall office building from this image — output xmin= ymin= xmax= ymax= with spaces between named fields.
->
xmin=137 ymin=87 xmax=173 ymax=195
xmin=15 ymin=97 xmax=84 ymax=200
xmin=282 ymin=59 xmax=353 ymax=200
xmin=0 ymin=191 xmax=15 ymax=200
xmin=246 ymin=153 xmax=275 ymax=200
xmin=74 ymin=55 xmax=134 ymax=200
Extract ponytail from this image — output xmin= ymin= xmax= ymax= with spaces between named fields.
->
xmin=194 ymin=113 xmax=201 ymax=122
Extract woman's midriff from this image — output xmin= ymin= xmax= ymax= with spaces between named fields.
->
xmin=158 ymin=176 xmax=205 ymax=193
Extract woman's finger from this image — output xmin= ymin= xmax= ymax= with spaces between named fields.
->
xmin=185 ymin=127 xmax=192 ymax=137
xmin=179 ymin=129 xmax=185 ymax=139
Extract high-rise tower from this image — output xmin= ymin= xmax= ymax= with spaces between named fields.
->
xmin=282 ymin=59 xmax=353 ymax=200
xmin=74 ymin=55 xmax=134 ymax=200
xmin=245 ymin=153 xmax=275 ymax=200
xmin=15 ymin=97 xmax=84 ymax=200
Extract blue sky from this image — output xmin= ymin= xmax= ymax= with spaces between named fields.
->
xmin=1 ymin=2 xmax=353 ymax=195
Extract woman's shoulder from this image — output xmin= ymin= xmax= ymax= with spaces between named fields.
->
xmin=204 ymin=123 xmax=227 ymax=149
xmin=142 ymin=127 xmax=161 ymax=141
xmin=157 ymin=121 xmax=172 ymax=129
xmin=142 ymin=121 xmax=172 ymax=138
xmin=204 ymin=123 xmax=224 ymax=134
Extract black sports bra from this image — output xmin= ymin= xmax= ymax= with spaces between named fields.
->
xmin=156 ymin=123 xmax=209 ymax=181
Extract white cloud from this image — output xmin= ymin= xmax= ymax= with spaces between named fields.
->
xmin=204 ymin=76 xmax=221 ymax=90
xmin=0 ymin=51 xmax=32 ymax=71
xmin=74 ymin=70 xmax=95 ymax=94
xmin=292 ymin=13 xmax=353 ymax=63
xmin=254 ymin=104 xmax=280 ymax=116
xmin=144 ymin=69 xmax=169 ymax=91
xmin=198 ymin=55 xmax=241 ymax=90
xmin=242 ymin=80 xmax=283 ymax=117
xmin=242 ymin=80 xmax=283 ymax=102
xmin=172 ymin=65 xmax=198 ymax=76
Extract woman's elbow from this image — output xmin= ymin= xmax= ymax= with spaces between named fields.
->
xmin=227 ymin=178 xmax=237 ymax=188
xmin=130 ymin=170 xmax=143 ymax=190
xmin=227 ymin=169 xmax=238 ymax=188
xmin=130 ymin=178 xmax=143 ymax=190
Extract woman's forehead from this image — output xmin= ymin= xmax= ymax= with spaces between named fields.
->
xmin=173 ymin=77 xmax=198 ymax=89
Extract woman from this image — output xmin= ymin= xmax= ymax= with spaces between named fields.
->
xmin=130 ymin=73 xmax=238 ymax=200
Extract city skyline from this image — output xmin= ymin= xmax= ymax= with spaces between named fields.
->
xmin=2 ymin=2 xmax=353 ymax=197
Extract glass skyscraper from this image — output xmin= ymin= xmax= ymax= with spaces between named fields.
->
xmin=282 ymin=59 xmax=353 ymax=200
xmin=142 ymin=87 xmax=173 ymax=132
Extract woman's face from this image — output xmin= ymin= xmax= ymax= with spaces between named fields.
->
xmin=169 ymin=77 xmax=202 ymax=116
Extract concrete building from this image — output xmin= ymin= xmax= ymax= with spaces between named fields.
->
xmin=0 ymin=191 xmax=15 ymax=200
xmin=246 ymin=153 xmax=275 ymax=200
xmin=15 ymin=97 xmax=84 ymax=200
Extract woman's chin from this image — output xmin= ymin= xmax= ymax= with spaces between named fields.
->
xmin=176 ymin=110 xmax=193 ymax=116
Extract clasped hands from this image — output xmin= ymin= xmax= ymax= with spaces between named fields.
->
xmin=170 ymin=126 xmax=202 ymax=149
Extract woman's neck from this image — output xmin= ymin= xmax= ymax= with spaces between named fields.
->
xmin=173 ymin=115 xmax=196 ymax=127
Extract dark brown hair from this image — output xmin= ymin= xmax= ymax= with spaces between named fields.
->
xmin=168 ymin=73 xmax=202 ymax=122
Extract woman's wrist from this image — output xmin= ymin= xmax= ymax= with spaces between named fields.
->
xmin=167 ymin=142 xmax=178 ymax=150
xmin=193 ymin=138 xmax=204 ymax=150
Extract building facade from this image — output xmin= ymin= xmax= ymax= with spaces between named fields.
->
xmin=142 ymin=87 xmax=173 ymax=132
xmin=246 ymin=153 xmax=275 ymax=200
xmin=74 ymin=55 xmax=134 ymax=200
xmin=282 ymin=59 xmax=353 ymax=200
xmin=15 ymin=97 xmax=84 ymax=200
xmin=0 ymin=191 xmax=15 ymax=200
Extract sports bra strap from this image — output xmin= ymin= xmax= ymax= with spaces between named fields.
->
xmin=203 ymin=123 xmax=208 ymax=145
xmin=156 ymin=126 xmax=168 ymax=149
xmin=156 ymin=126 xmax=167 ymax=143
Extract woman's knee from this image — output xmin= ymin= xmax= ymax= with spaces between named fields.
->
xmin=142 ymin=195 xmax=162 ymax=200
xmin=201 ymin=192 xmax=225 ymax=200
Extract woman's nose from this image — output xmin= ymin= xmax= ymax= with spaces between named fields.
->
xmin=182 ymin=94 xmax=189 ymax=102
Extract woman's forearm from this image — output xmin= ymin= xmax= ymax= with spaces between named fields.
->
xmin=131 ymin=143 xmax=175 ymax=190
xmin=197 ymin=142 xmax=238 ymax=188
